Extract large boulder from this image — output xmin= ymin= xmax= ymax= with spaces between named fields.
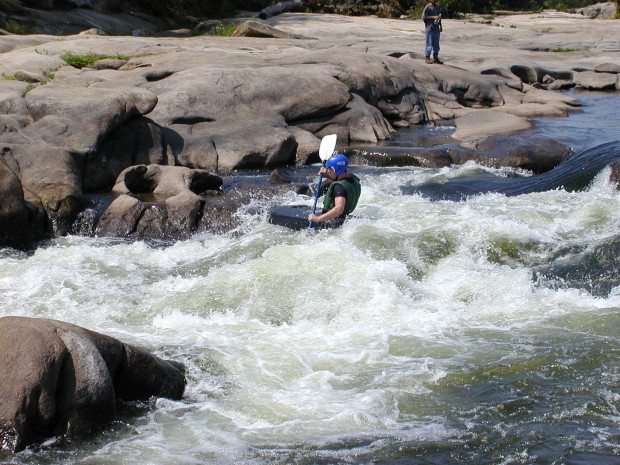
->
xmin=0 ymin=316 xmax=186 ymax=453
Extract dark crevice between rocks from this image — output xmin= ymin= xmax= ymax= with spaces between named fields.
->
xmin=143 ymin=70 xmax=176 ymax=82
xmin=170 ymin=116 xmax=215 ymax=125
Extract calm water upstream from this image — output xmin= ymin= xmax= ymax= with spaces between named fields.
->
xmin=1 ymin=91 xmax=619 ymax=465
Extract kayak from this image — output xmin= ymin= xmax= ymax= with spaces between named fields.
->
xmin=268 ymin=205 xmax=345 ymax=230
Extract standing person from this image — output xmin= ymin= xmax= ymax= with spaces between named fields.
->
xmin=307 ymin=154 xmax=361 ymax=224
xmin=422 ymin=0 xmax=443 ymax=64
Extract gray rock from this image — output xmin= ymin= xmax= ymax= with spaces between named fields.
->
xmin=78 ymin=28 xmax=106 ymax=35
xmin=91 ymin=58 xmax=128 ymax=70
xmin=23 ymin=84 xmax=158 ymax=150
xmin=576 ymin=2 xmax=617 ymax=19
xmin=452 ymin=110 xmax=532 ymax=141
xmin=547 ymin=79 xmax=576 ymax=91
xmin=456 ymin=135 xmax=570 ymax=173
xmin=573 ymin=70 xmax=618 ymax=90
xmin=295 ymin=93 xmax=395 ymax=143
xmin=509 ymin=65 xmax=573 ymax=84
xmin=232 ymin=20 xmax=315 ymax=40
xmin=594 ymin=63 xmax=620 ymax=74
xmin=0 ymin=316 xmax=186 ymax=453
xmin=84 ymin=117 xmax=169 ymax=192
xmin=13 ymin=70 xmax=47 ymax=83
xmin=95 ymin=164 xmax=222 ymax=238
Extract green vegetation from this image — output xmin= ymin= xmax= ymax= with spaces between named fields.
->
xmin=21 ymin=84 xmax=36 ymax=98
xmin=0 ymin=0 xmax=22 ymax=13
xmin=547 ymin=47 xmax=587 ymax=52
xmin=2 ymin=19 xmax=31 ymax=34
xmin=43 ymin=67 xmax=60 ymax=80
xmin=60 ymin=52 xmax=131 ymax=69
xmin=1 ymin=73 xmax=17 ymax=80
xmin=208 ymin=22 xmax=238 ymax=36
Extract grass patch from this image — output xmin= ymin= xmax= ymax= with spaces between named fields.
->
xmin=60 ymin=51 xmax=132 ymax=69
xmin=2 ymin=73 xmax=17 ymax=80
xmin=2 ymin=18 xmax=31 ymax=34
xmin=207 ymin=22 xmax=237 ymax=36
xmin=547 ymin=47 xmax=587 ymax=52
xmin=43 ymin=66 xmax=60 ymax=80
xmin=21 ymin=84 xmax=36 ymax=97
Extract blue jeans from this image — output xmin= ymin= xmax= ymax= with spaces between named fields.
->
xmin=425 ymin=31 xmax=440 ymax=58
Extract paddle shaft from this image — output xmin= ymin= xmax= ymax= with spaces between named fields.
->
xmin=308 ymin=163 xmax=326 ymax=228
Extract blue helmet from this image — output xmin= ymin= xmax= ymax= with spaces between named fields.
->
xmin=325 ymin=154 xmax=348 ymax=175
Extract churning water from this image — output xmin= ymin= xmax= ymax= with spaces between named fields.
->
xmin=1 ymin=92 xmax=619 ymax=465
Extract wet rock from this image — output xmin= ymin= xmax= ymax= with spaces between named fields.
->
xmin=95 ymin=164 xmax=222 ymax=239
xmin=343 ymin=145 xmax=453 ymax=168
xmin=345 ymin=135 xmax=569 ymax=174
xmin=534 ymin=234 xmax=620 ymax=297
xmin=457 ymin=135 xmax=570 ymax=173
xmin=0 ymin=316 xmax=186 ymax=453
xmin=610 ymin=161 xmax=620 ymax=190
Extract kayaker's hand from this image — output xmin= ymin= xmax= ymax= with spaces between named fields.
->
xmin=308 ymin=213 xmax=321 ymax=222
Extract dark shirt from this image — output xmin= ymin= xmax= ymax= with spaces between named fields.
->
xmin=422 ymin=3 xmax=441 ymax=33
xmin=332 ymin=184 xmax=347 ymax=199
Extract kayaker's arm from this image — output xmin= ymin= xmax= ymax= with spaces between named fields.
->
xmin=308 ymin=196 xmax=346 ymax=222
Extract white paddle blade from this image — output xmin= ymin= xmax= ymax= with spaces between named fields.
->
xmin=319 ymin=134 xmax=337 ymax=162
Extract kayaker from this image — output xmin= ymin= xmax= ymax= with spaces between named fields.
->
xmin=307 ymin=154 xmax=361 ymax=223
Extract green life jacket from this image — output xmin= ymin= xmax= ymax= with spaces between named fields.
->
xmin=322 ymin=174 xmax=361 ymax=217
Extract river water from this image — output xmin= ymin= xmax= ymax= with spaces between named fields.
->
xmin=1 ymin=91 xmax=619 ymax=465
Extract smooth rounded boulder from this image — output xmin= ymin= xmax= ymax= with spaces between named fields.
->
xmin=0 ymin=316 xmax=186 ymax=453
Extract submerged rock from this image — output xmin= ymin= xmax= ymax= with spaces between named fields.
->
xmin=0 ymin=316 xmax=186 ymax=453
xmin=534 ymin=234 xmax=620 ymax=297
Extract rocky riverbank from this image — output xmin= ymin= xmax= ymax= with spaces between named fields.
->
xmin=0 ymin=9 xmax=619 ymax=249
